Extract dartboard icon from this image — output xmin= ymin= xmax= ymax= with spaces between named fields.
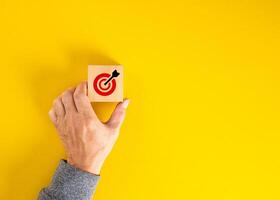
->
xmin=93 ymin=69 xmax=120 ymax=96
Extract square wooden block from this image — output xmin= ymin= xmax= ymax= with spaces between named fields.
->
xmin=88 ymin=65 xmax=123 ymax=102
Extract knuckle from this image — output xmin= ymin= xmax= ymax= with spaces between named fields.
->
xmin=62 ymin=90 xmax=72 ymax=100
xmin=73 ymin=91 xmax=81 ymax=99
xmin=52 ymin=98 xmax=59 ymax=105
xmin=63 ymin=90 xmax=71 ymax=96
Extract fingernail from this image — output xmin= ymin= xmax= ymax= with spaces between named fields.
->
xmin=122 ymin=99 xmax=130 ymax=109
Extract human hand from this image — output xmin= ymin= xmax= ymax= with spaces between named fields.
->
xmin=48 ymin=81 xmax=129 ymax=175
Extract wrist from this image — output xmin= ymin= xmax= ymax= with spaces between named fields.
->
xmin=67 ymin=157 xmax=105 ymax=175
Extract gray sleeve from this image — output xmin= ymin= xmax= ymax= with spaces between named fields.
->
xmin=38 ymin=160 xmax=100 ymax=200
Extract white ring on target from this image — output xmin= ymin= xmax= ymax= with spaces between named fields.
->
xmin=97 ymin=78 xmax=112 ymax=92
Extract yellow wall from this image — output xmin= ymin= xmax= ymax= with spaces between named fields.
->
xmin=0 ymin=1 xmax=279 ymax=199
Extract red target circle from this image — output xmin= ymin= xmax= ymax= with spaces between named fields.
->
xmin=93 ymin=73 xmax=116 ymax=96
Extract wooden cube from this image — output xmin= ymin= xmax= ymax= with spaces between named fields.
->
xmin=88 ymin=65 xmax=123 ymax=102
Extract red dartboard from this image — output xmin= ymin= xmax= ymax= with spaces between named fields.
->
xmin=93 ymin=73 xmax=116 ymax=96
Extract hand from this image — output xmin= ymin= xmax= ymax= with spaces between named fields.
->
xmin=48 ymin=81 xmax=129 ymax=175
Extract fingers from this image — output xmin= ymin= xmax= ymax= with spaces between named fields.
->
xmin=53 ymin=97 xmax=65 ymax=117
xmin=48 ymin=109 xmax=57 ymax=125
xmin=51 ymin=82 xmax=98 ymax=119
xmin=73 ymin=81 xmax=96 ymax=117
xmin=107 ymin=99 xmax=130 ymax=129
xmin=61 ymin=87 xmax=78 ymax=114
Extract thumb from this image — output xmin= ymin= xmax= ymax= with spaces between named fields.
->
xmin=107 ymin=99 xmax=130 ymax=129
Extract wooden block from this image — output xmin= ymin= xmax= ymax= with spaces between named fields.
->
xmin=88 ymin=65 xmax=123 ymax=102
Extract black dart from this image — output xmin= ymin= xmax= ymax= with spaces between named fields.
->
xmin=104 ymin=69 xmax=120 ymax=85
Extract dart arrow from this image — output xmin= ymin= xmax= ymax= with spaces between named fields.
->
xmin=104 ymin=69 xmax=120 ymax=85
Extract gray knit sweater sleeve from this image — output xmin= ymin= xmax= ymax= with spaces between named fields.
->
xmin=38 ymin=160 xmax=100 ymax=200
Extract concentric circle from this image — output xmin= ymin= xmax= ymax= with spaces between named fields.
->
xmin=93 ymin=73 xmax=116 ymax=96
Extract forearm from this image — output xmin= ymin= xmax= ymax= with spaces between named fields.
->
xmin=38 ymin=160 xmax=100 ymax=200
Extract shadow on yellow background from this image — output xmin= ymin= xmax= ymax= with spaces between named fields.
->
xmin=0 ymin=1 xmax=280 ymax=200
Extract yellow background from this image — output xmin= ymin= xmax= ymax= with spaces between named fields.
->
xmin=0 ymin=0 xmax=279 ymax=199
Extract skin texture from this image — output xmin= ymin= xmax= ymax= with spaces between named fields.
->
xmin=48 ymin=81 xmax=129 ymax=175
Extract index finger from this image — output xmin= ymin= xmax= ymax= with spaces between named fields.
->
xmin=73 ymin=81 xmax=97 ymax=118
